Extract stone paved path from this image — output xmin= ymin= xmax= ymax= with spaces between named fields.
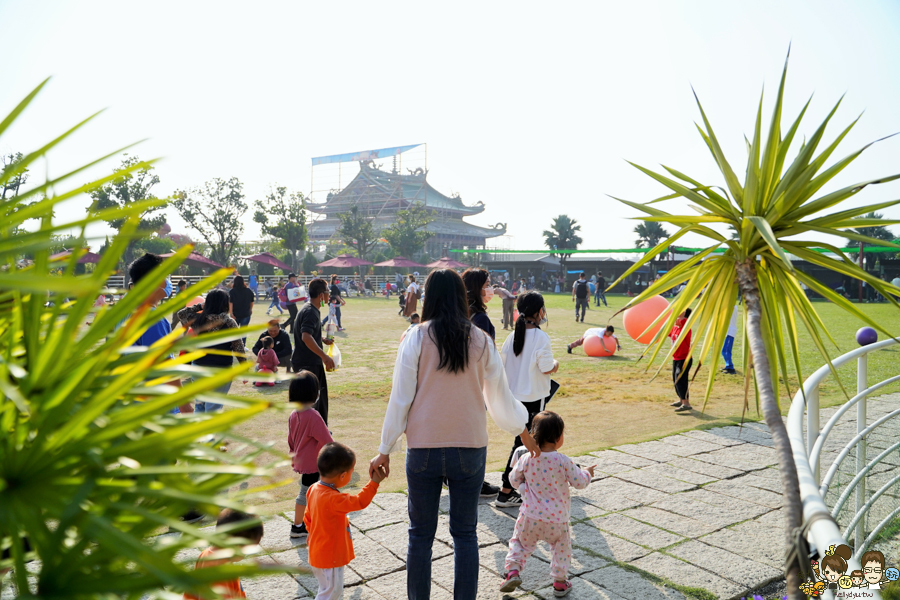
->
xmin=6 ymin=396 xmax=899 ymax=600
xmin=228 ymin=394 xmax=900 ymax=600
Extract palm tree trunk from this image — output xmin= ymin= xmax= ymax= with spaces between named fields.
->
xmin=736 ymin=259 xmax=804 ymax=599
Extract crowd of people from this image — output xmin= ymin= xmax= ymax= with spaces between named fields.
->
xmin=126 ymin=252 xmax=709 ymax=599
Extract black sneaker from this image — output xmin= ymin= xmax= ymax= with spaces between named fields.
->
xmin=567 ymin=346 xmax=572 ymax=354
xmin=495 ymin=490 xmax=523 ymax=508
xmin=180 ymin=509 xmax=204 ymax=524
xmin=290 ymin=523 xmax=308 ymax=539
xmin=481 ymin=481 xmax=500 ymax=498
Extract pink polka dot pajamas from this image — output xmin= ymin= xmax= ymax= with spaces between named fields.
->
xmin=504 ymin=450 xmax=592 ymax=581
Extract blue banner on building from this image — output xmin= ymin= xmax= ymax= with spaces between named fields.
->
xmin=311 ymin=144 xmax=423 ymax=166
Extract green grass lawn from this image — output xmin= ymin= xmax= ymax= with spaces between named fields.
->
xmin=224 ymin=292 xmax=900 ymax=514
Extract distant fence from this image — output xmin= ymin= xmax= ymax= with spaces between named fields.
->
xmin=104 ymin=274 xmax=408 ymax=294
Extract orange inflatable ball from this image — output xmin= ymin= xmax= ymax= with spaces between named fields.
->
xmin=584 ymin=334 xmax=616 ymax=357
xmin=623 ymin=295 xmax=671 ymax=344
xmin=187 ymin=296 xmax=205 ymax=307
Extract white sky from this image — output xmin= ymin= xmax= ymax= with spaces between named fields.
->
xmin=3 ymin=0 xmax=900 ymax=252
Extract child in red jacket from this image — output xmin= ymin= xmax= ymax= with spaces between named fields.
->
xmin=305 ymin=443 xmax=386 ymax=599
xmin=670 ymin=308 xmax=693 ymax=412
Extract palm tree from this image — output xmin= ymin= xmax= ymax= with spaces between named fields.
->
xmin=610 ymin=54 xmax=900 ymax=598
xmin=634 ymin=220 xmax=671 ymax=250
xmin=543 ymin=214 xmax=583 ymax=274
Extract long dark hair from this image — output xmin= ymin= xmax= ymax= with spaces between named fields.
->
xmin=513 ymin=291 xmax=545 ymax=356
xmin=233 ymin=275 xmax=246 ymax=289
xmin=461 ymin=268 xmax=489 ymax=315
xmin=421 ymin=269 xmax=472 ymax=373
xmin=195 ymin=289 xmax=230 ymax=329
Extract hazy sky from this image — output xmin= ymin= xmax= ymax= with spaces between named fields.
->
xmin=3 ymin=1 xmax=900 ymax=252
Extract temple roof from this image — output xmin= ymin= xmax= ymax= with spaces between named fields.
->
xmin=307 ymin=161 xmax=485 ymax=216
xmin=308 ymin=215 xmax=507 ymax=240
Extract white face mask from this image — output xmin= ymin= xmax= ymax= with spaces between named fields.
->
xmin=482 ymin=286 xmax=494 ymax=302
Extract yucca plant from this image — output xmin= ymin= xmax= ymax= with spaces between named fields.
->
xmin=1 ymin=80 xmax=294 ymax=599
xmin=609 ymin=53 xmax=900 ymax=597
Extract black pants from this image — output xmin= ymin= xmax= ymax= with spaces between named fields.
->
xmin=292 ymin=362 xmax=329 ymax=424
xmin=673 ymin=358 xmax=693 ymax=401
xmin=501 ymin=398 xmax=545 ymax=490
xmin=278 ymin=354 xmax=292 ymax=373
xmin=575 ymin=297 xmax=589 ymax=321
xmin=285 ymin=303 xmax=298 ymax=333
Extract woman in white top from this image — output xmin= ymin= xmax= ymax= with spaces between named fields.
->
xmin=404 ymin=274 xmax=419 ymax=317
xmin=370 ymin=269 xmax=539 ymax=599
xmin=497 ymin=291 xmax=559 ymax=507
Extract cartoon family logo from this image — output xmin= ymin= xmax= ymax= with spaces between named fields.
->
xmin=801 ymin=545 xmax=899 ymax=597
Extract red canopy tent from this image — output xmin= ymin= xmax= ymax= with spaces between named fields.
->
xmin=159 ymin=251 xmax=224 ymax=269
xmin=48 ymin=249 xmax=102 ymax=264
xmin=373 ymin=257 xmax=426 ymax=269
xmin=317 ymin=254 xmax=373 ymax=269
xmin=426 ymin=257 xmax=469 ymax=269
xmin=240 ymin=252 xmax=292 ymax=272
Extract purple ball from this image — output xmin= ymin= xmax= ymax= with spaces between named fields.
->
xmin=856 ymin=326 xmax=878 ymax=346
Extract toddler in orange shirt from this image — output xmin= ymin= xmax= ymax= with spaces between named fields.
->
xmin=183 ymin=509 xmax=264 ymax=600
xmin=305 ymin=442 xmax=386 ymax=599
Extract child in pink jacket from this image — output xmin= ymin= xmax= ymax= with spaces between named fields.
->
xmin=501 ymin=411 xmax=594 ymax=597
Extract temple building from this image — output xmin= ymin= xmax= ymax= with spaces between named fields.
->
xmin=306 ymin=160 xmax=507 ymax=256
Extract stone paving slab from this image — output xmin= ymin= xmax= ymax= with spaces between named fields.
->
xmin=590 ymin=513 xmax=684 ymax=550
xmin=620 ymin=506 xmax=720 ymax=538
xmin=660 ymin=434 xmax=727 ymax=456
xmin=665 ymin=456 xmax=744 ymax=480
xmin=570 ymin=496 xmax=610 ymax=520
xmin=366 ymin=570 xmax=453 ymax=600
xmin=588 ymin=450 xmax=659 ymax=469
xmin=241 ymin=574 xmax=307 ymax=599
xmin=364 ymin=520 xmax=453 ymax=562
xmin=575 ymin=477 xmax=669 ymax=509
xmin=640 ymin=462 xmax=719 ymax=485
xmin=613 ymin=440 xmax=682 ymax=461
xmin=691 ymin=444 xmax=777 ymax=471
xmin=650 ymin=495 xmax=762 ymax=530
xmin=700 ymin=520 xmax=782 ymax=569
xmin=579 ymin=565 xmax=688 ymax=600
xmin=613 ymin=469 xmax=698 ymax=493
xmin=677 ymin=488 xmax=772 ymax=518
xmin=629 ymin=552 xmax=745 ymax=599
xmin=572 ymin=522 xmax=651 ymax=563
xmin=666 ymin=539 xmax=782 ymax=589
xmin=702 ymin=478 xmax=784 ymax=509
xmin=531 ymin=539 xmax=610 ymax=576
xmin=480 ymin=542 xmax=554 ymax=591
xmin=533 ymin=576 xmax=630 ymax=600
xmin=681 ymin=429 xmax=745 ymax=447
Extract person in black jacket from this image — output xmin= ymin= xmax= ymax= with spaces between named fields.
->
xmin=252 ymin=319 xmax=293 ymax=372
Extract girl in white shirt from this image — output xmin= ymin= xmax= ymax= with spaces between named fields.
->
xmin=497 ymin=291 xmax=559 ymax=507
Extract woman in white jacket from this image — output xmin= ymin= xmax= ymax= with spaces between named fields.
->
xmin=496 ymin=291 xmax=559 ymax=507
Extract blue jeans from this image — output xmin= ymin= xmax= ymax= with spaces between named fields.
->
xmin=322 ymin=305 xmax=342 ymax=328
xmin=595 ymin=289 xmax=607 ymax=307
xmin=721 ymin=335 xmax=734 ymax=370
xmin=194 ymin=380 xmax=232 ymax=413
xmin=406 ymin=446 xmax=485 ymax=600
xmin=268 ymin=296 xmax=283 ymax=313
xmin=236 ymin=315 xmax=251 ymax=345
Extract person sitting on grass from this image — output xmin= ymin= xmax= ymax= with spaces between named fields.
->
xmin=250 ymin=336 xmax=279 ymax=386
xmin=252 ymin=319 xmax=292 ymax=373
xmin=501 ymin=411 xmax=594 ymax=597
xmin=288 ymin=371 xmax=333 ymax=540
xmin=306 ymin=442 xmax=386 ymax=599
xmin=566 ymin=325 xmax=621 ymax=354
xmin=183 ymin=509 xmax=264 ymax=600
xmin=400 ymin=313 xmax=420 ymax=342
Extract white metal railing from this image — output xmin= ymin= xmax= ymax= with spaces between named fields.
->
xmin=788 ymin=337 xmax=900 ymax=599
xmin=104 ymin=274 xmax=406 ymax=295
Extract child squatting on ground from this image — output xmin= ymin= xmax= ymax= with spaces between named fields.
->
xmin=183 ymin=509 xmax=264 ymax=600
xmin=288 ymin=371 xmax=333 ymax=539
xmin=252 ymin=336 xmax=280 ymax=386
xmin=306 ymin=442 xmax=387 ymax=599
xmin=501 ymin=411 xmax=595 ymax=597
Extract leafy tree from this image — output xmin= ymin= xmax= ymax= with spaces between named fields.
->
xmin=338 ymin=203 xmax=378 ymax=262
xmin=88 ymin=155 xmax=165 ymax=267
xmin=382 ymin=202 xmax=434 ymax=258
xmin=302 ymin=251 xmax=319 ymax=274
xmin=0 ymin=78 xmax=291 ymax=600
xmin=543 ymin=214 xmax=583 ymax=273
xmin=634 ymin=221 xmax=671 ymax=251
xmin=845 ymin=212 xmax=897 ymax=270
xmin=173 ymin=177 xmax=247 ymax=267
xmin=134 ymin=235 xmax=176 ymax=255
xmin=1 ymin=152 xmax=28 ymax=199
xmin=253 ymin=186 xmax=307 ymax=271
xmin=612 ymin=56 xmax=900 ymax=597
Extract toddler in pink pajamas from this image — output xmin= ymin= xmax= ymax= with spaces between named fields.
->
xmin=501 ymin=411 xmax=594 ymax=597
